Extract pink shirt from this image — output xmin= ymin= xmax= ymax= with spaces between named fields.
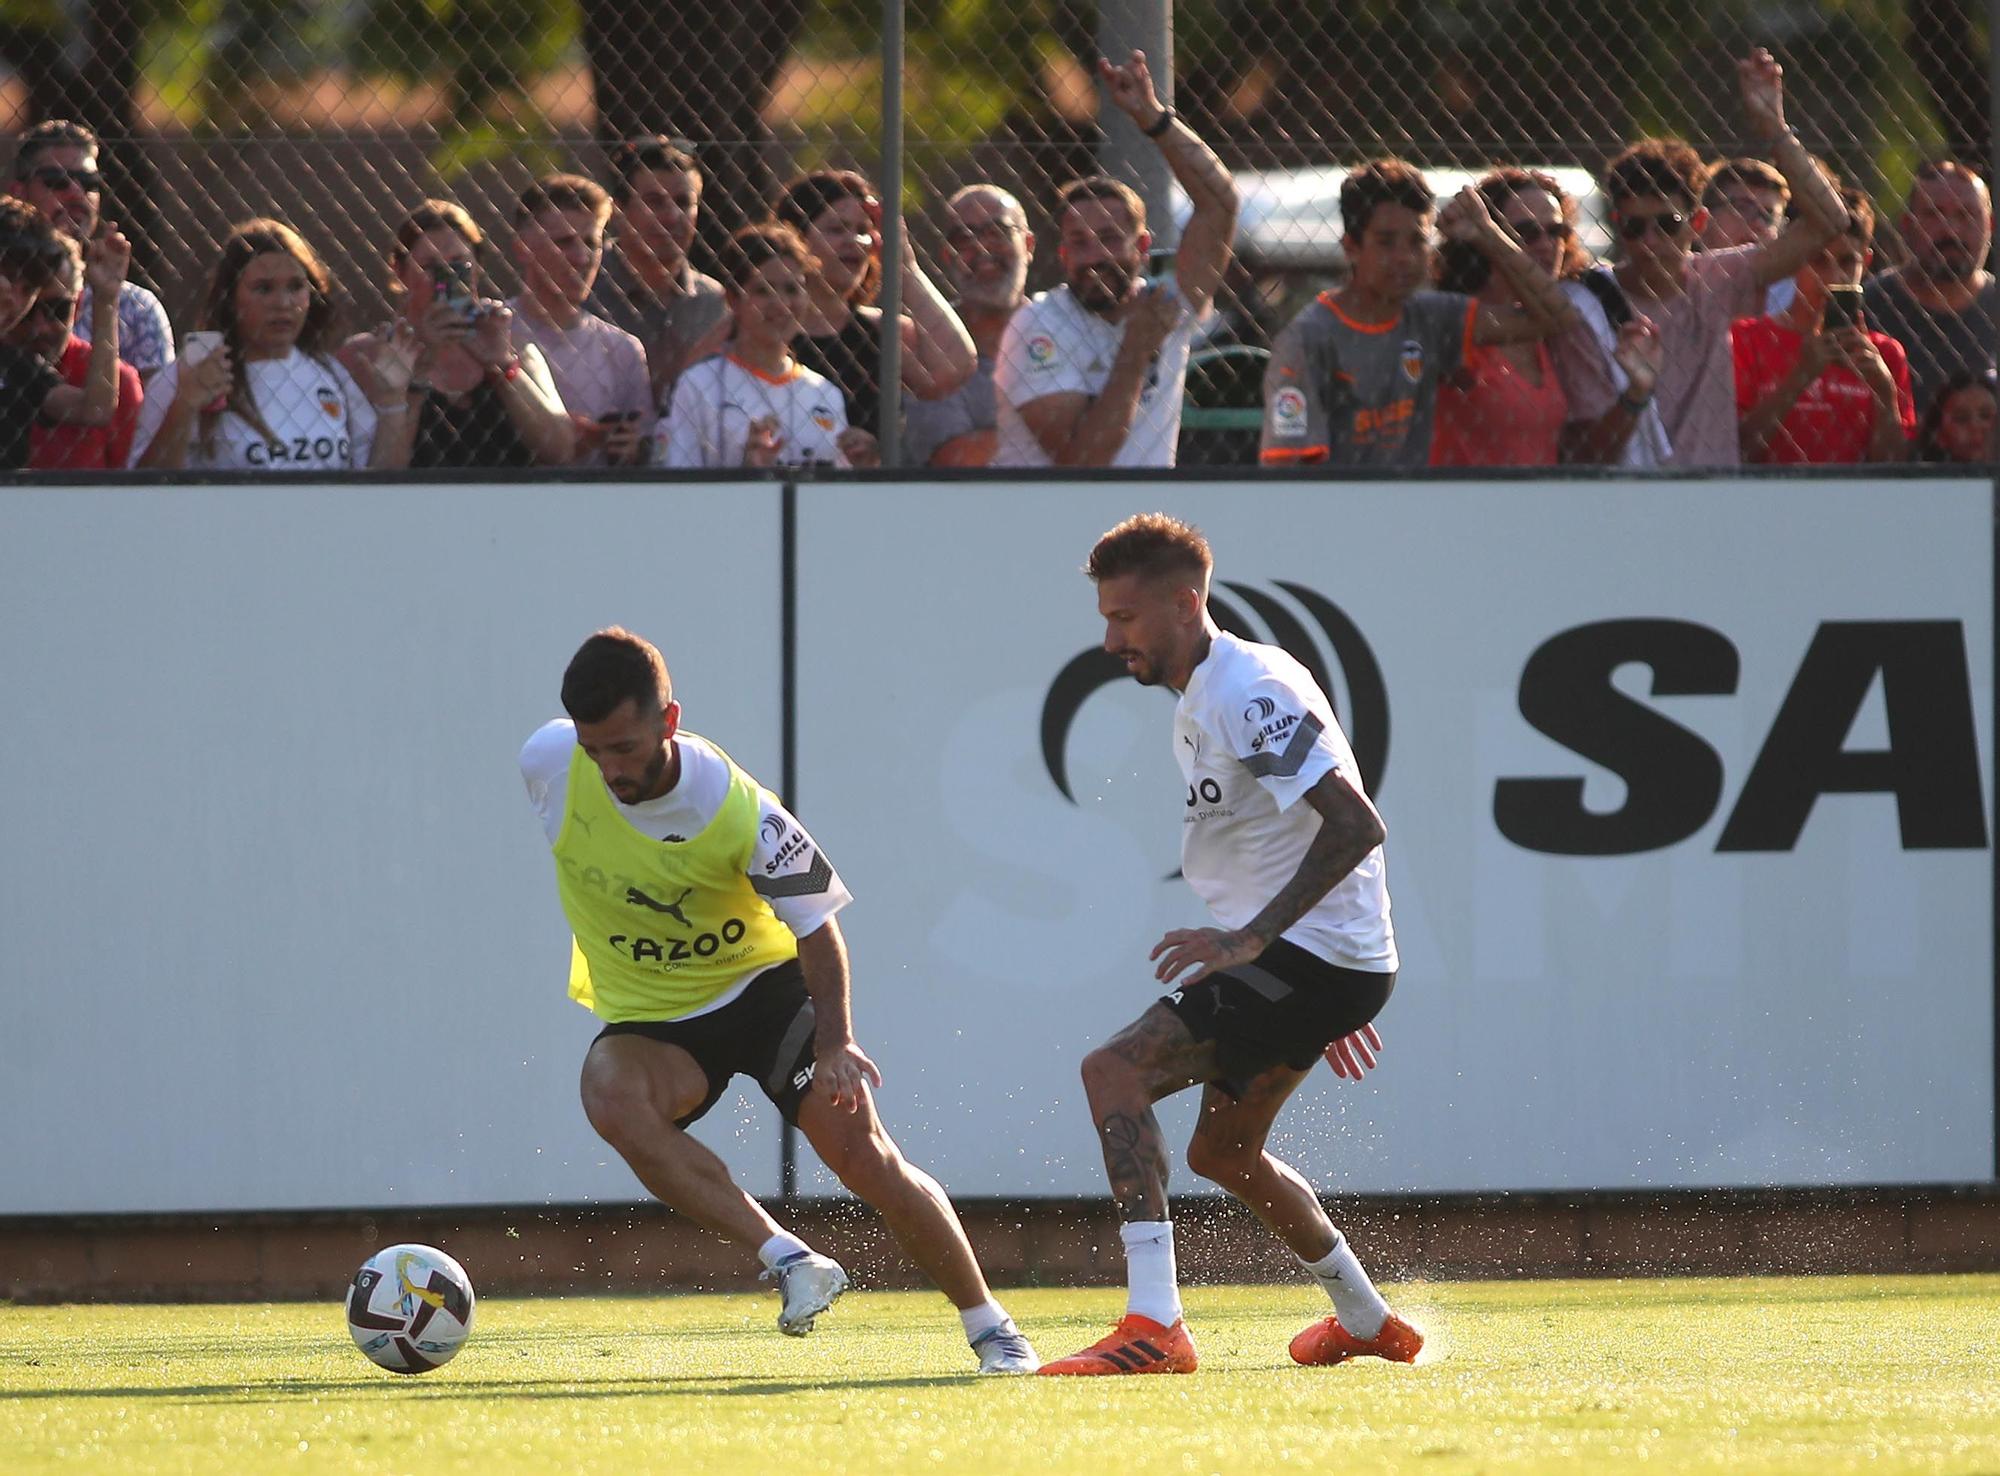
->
xmin=508 ymin=299 xmax=653 ymax=466
xmin=1431 ymin=338 xmax=1567 ymax=466
xmin=1555 ymin=247 xmax=1765 ymax=467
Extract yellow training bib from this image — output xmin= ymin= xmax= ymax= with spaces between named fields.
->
xmin=551 ymin=740 xmax=798 ymax=1022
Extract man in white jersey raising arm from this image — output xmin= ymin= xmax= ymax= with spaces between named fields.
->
xmin=520 ymin=628 xmax=1037 ymax=1373
xmin=991 ymin=50 xmax=1237 ymax=468
xmin=1040 ymin=516 xmax=1416 ymax=1378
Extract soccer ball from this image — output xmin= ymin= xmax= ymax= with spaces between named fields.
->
xmin=345 ymin=1243 xmax=476 ymax=1374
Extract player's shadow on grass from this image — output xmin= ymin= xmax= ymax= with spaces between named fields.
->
xmin=7 ymin=1372 xmax=974 ymax=1402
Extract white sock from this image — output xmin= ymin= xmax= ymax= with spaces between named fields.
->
xmin=1303 ymin=1230 xmax=1389 ymax=1338
xmin=757 ymin=1231 xmax=814 ymax=1270
xmin=958 ymin=1299 xmax=1012 ymax=1343
xmin=1120 ymin=1220 xmax=1184 ymax=1326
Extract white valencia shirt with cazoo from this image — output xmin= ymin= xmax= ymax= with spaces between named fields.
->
xmin=126 ymin=349 xmax=377 ymax=470
xmin=655 ymin=355 xmax=852 ymax=469
xmin=1173 ymin=630 xmax=1397 ymax=973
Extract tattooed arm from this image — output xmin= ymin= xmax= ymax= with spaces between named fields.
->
xmin=1150 ymin=769 xmax=1386 ymax=985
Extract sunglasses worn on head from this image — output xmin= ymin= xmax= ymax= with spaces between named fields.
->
xmin=1505 ymin=220 xmax=1574 ymax=245
xmin=29 ymin=165 xmax=103 ymax=193
xmin=1618 ymin=210 xmax=1688 ymax=241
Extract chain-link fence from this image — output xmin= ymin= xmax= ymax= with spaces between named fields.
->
xmin=1 ymin=1 xmax=1994 ymax=472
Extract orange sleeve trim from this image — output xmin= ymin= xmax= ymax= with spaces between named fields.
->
xmin=1260 ymin=446 xmax=1330 ymax=464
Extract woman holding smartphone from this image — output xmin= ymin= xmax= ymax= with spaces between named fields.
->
xmin=130 ymin=218 xmax=405 ymax=472
xmin=340 ymin=200 xmax=573 ymax=468
xmin=1731 ymin=185 xmax=1914 ymax=464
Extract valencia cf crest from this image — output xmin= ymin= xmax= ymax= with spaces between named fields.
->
xmin=1399 ymin=339 xmax=1424 ymax=384
xmin=317 ymin=385 xmax=343 ymax=419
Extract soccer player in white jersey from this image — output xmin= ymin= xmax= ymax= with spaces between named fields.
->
xmin=521 ymin=628 xmax=1035 ymax=1373
xmin=1040 ymin=515 xmax=1420 ymax=1377
xmin=655 ymin=224 xmax=880 ymax=469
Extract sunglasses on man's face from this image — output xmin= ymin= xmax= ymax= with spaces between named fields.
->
xmin=1617 ymin=210 xmax=1688 ymax=242
xmin=31 ymin=294 xmax=76 ymax=322
xmin=27 ymin=165 xmax=104 ymax=194
xmin=944 ymin=221 xmax=1021 ymax=252
xmin=1505 ymin=220 xmax=1574 ymax=246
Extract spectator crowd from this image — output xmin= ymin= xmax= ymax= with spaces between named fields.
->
xmin=0 ymin=48 xmax=1994 ymax=475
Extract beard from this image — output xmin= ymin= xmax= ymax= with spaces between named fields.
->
xmin=1070 ymin=259 xmax=1136 ymax=312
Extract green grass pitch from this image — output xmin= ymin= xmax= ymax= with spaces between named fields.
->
xmin=5 ymin=1275 xmax=1998 ymax=1475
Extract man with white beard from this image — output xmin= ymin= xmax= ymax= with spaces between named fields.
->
xmin=904 ymin=185 xmax=1034 ymax=467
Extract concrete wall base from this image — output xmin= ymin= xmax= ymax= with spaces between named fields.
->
xmin=5 ymin=1185 xmax=1997 ymax=1303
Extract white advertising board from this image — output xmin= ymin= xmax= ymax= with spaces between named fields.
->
xmin=0 ymin=483 xmax=786 ymax=1213
xmin=795 ymin=480 xmax=1994 ymax=1196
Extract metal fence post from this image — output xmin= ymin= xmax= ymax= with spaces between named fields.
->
xmin=877 ymin=0 xmax=906 ymax=467
xmin=1095 ymin=0 xmax=1177 ymax=251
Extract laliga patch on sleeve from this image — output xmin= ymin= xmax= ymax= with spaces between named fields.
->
xmin=1026 ymin=334 xmax=1060 ymax=370
xmin=1270 ymin=385 xmax=1308 ymax=435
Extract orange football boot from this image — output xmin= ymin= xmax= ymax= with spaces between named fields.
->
xmin=1038 ymin=1313 xmax=1199 ymax=1376
xmin=1289 ymin=1311 xmax=1424 ymax=1366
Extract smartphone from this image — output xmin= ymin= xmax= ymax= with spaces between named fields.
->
xmin=429 ymin=259 xmax=478 ymax=321
xmin=1822 ymin=284 xmax=1864 ymax=330
xmin=182 ymin=330 xmax=228 ymax=411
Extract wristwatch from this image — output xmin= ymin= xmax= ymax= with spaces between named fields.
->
xmin=1142 ymin=107 xmax=1176 ymax=139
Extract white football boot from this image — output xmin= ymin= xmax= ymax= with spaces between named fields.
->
xmin=971 ymin=1323 xmax=1041 ymax=1374
xmin=762 ymin=1251 xmax=849 ymax=1336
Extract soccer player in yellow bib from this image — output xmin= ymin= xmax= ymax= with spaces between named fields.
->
xmin=521 ymin=628 xmax=1038 ymax=1373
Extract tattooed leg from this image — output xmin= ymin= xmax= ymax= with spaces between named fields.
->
xmin=1079 ymin=1003 xmax=1218 ymax=1223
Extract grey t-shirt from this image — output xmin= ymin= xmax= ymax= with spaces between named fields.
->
xmin=1260 ymin=289 xmax=1474 ymax=466
xmin=1862 ymin=270 xmax=2000 ymax=419
xmin=586 ymin=255 xmax=730 ymax=411
xmin=903 ymin=352 xmax=996 ymax=465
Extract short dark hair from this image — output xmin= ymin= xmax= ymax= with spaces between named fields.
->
xmin=12 ymin=119 xmax=98 ymax=181
xmin=1086 ymin=514 xmax=1213 ymax=585
xmin=773 ymin=169 xmax=881 ymax=305
xmin=0 ymin=195 xmax=66 ymax=290
xmin=1604 ymin=139 xmax=1708 ymax=213
xmin=1916 ymin=366 xmax=2000 ymax=462
xmin=716 ymin=223 xmax=812 ymax=293
xmin=514 ymin=173 xmax=612 ymax=230
xmin=606 ymin=136 xmax=701 ymax=206
xmin=1703 ymin=158 xmax=1789 ymax=209
xmin=1341 ymin=158 xmax=1433 ymax=239
xmin=1056 ymin=175 xmax=1147 ymax=234
xmin=561 ymin=628 xmax=673 ymax=723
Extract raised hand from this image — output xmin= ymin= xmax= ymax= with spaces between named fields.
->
xmin=1611 ymin=315 xmax=1664 ymax=398
xmin=84 ymin=223 xmax=131 ymax=295
xmin=362 ymin=320 xmax=422 ymax=397
xmin=1738 ymin=47 xmax=1787 ymax=142
xmin=1097 ymin=48 xmax=1166 ymax=129
xmin=1438 ymin=185 xmax=1500 ymax=247
xmin=174 ymin=342 xmax=233 ymax=411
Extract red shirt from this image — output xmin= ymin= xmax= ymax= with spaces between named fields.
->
xmin=1431 ymin=338 xmax=1567 ymax=466
xmin=29 ymin=337 xmax=143 ymax=471
xmin=1730 ymin=316 xmax=1916 ymax=464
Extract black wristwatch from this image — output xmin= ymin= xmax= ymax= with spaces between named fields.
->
xmin=1142 ymin=107 xmax=1175 ymax=139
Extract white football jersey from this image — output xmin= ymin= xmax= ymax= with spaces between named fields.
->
xmin=1172 ymin=631 xmax=1396 ymax=972
xmin=654 ymin=355 xmax=851 ymax=469
xmin=991 ymin=280 xmax=1195 ymax=468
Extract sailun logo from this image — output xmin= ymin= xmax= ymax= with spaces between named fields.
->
xmin=1039 ymin=580 xmax=1389 ymax=805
